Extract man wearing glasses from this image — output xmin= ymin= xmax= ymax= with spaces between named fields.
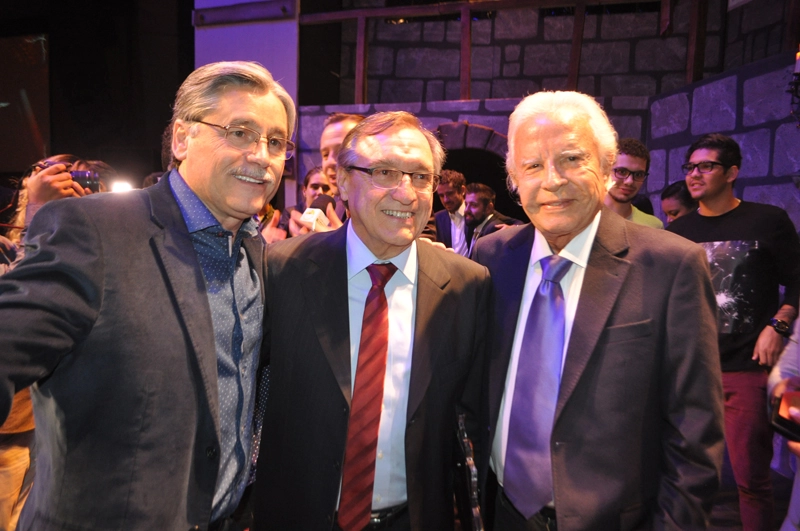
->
xmin=603 ymin=138 xmax=663 ymax=229
xmin=253 ymin=111 xmax=490 ymax=530
xmin=0 ymin=61 xmax=295 ymax=530
xmin=667 ymin=133 xmax=800 ymax=531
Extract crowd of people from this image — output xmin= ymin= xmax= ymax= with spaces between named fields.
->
xmin=0 ymin=60 xmax=799 ymax=531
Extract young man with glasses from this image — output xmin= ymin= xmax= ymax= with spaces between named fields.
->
xmin=253 ymin=111 xmax=490 ymax=530
xmin=667 ymin=132 xmax=800 ymax=531
xmin=603 ymin=138 xmax=663 ymax=228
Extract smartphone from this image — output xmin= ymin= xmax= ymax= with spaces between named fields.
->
xmin=772 ymin=391 xmax=800 ymax=442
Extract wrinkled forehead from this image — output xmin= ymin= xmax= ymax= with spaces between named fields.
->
xmin=354 ymin=126 xmax=433 ymax=166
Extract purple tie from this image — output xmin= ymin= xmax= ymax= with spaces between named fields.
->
xmin=504 ymin=254 xmax=572 ymax=519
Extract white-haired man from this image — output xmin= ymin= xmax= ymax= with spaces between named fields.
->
xmin=472 ymin=91 xmax=724 ymax=530
xmin=0 ymin=61 xmax=295 ymax=530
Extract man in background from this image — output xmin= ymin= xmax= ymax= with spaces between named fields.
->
xmin=603 ymin=138 xmax=663 ymax=229
xmin=463 ymin=182 xmax=521 ymax=257
xmin=320 ymin=112 xmax=365 ymax=220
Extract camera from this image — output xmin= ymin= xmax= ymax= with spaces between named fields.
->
xmin=70 ymin=171 xmax=101 ymax=193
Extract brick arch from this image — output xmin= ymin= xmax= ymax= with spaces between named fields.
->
xmin=436 ymin=122 xmax=508 ymax=160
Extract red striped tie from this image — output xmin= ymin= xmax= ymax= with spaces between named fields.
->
xmin=338 ymin=262 xmax=398 ymax=531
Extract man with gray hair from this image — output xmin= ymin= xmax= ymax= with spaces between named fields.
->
xmin=471 ymin=91 xmax=724 ymax=530
xmin=0 ymin=61 xmax=295 ymax=530
xmin=254 ymin=111 xmax=489 ymax=530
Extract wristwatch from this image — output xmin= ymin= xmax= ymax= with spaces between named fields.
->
xmin=770 ymin=318 xmax=792 ymax=338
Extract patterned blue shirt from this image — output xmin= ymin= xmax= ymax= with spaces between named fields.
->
xmin=169 ymin=170 xmax=263 ymax=521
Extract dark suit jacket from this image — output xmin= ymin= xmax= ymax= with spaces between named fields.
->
xmin=469 ymin=211 xmax=523 ymax=249
xmin=428 ymin=208 xmax=474 ymax=249
xmin=0 ymin=176 xmax=266 ymax=530
xmin=472 ymin=209 xmax=724 ymax=530
xmin=253 ymin=226 xmax=490 ymax=530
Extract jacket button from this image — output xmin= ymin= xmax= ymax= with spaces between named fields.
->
xmin=206 ymin=446 xmax=218 ymax=460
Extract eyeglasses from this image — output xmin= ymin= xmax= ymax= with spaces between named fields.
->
xmin=307 ymin=183 xmax=331 ymax=193
xmin=347 ymin=166 xmax=439 ymax=193
xmin=195 ymin=120 xmax=296 ymax=160
xmin=681 ymin=161 xmax=724 ymax=175
xmin=612 ymin=167 xmax=648 ymax=182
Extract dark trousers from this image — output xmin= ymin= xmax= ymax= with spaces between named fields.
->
xmin=494 ymin=489 xmax=556 ymax=531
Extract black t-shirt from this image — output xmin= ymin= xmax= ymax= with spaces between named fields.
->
xmin=667 ymin=201 xmax=800 ymax=372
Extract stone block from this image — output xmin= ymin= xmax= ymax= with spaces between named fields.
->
xmin=523 ymin=43 xmax=571 ymax=76
xmin=494 ymin=8 xmax=538 ymax=40
xmin=724 ymin=41 xmax=744 ymax=70
xmin=668 ymin=145 xmax=691 ymax=184
xmin=446 ymin=81 xmax=461 ymax=101
xmin=375 ymin=21 xmax=421 ymax=42
xmin=299 ymin=114 xmax=325 ymax=150
xmin=298 ymin=105 xmax=322 ymax=113
xmin=420 ymin=116 xmax=452 ymax=133
xmin=426 ymin=80 xmax=444 ymax=102
xmin=707 ymin=0 xmax=723 ymax=31
xmin=651 ymin=93 xmax=690 ymax=139
xmin=611 ymin=96 xmax=650 ymax=110
xmin=543 ymin=77 xmax=568 ymax=91
xmin=340 ymin=45 xmax=352 ymax=78
xmin=727 ymin=7 xmax=740 ymax=43
xmin=396 ymin=48 xmax=460 ymax=78
xmin=472 ymin=46 xmax=502 ymax=79
xmin=672 ymin=0 xmax=691 ymax=33
xmin=472 ymin=19 xmax=492 ymax=45
xmin=427 ymin=100 xmax=480 ymax=112
xmin=660 ymin=73 xmax=686 ymax=93
xmin=741 ymin=0 xmax=784 ymax=33
xmin=768 ymin=25 xmax=783 ymax=56
xmin=647 ymin=149 xmax=667 ymax=192
xmin=492 ymin=79 xmax=540 ymax=99
xmin=503 ymin=63 xmax=521 ymax=77
xmin=484 ymin=98 xmax=522 ymax=112
xmin=373 ymin=101 xmax=423 ymax=113
xmin=368 ymin=80 xmax=380 ymax=104
xmin=704 ymin=36 xmax=720 ymax=69
xmin=601 ymin=12 xmax=658 ymax=39
xmin=458 ymin=114 xmax=511 ymax=136
xmin=730 ymin=128 xmax=771 ymax=178
xmin=367 ymin=47 xmax=395 ymax=76
xmin=580 ymin=42 xmax=630 ymax=75
xmin=635 ymin=37 xmax=687 ymax=72
xmin=380 ymin=80 xmax=424 ymax=103
xmin=743 ymin=183 xmax=800 ymax=232
xmin=773 ymin=123 xmax=800 ymax=177
xmin=446 ymin=21 xmax=461 ymax=43
xmin=608 ymin=115 xmax=642 ymax=141
xmin=471 ymin=81 xmax=492 ymax=100
xmin=505 ymin=45 xmax=521 ymax=62
xmin=486 ymin=131 xmax=510 ymax=158
xmin=339 ymin=79 xmax=354 ymax=105
xmin=743 ymin=66 xmax=794 ymax=126
xmin=578 ymin=76 xmax=596 ymax=95
xmin=322 ymin=103 xmax=372 ymax=114
xmin=423 ymin=21 xmax=445 ymax=42
xmin=601 ymin=75 xmax=657 ymax=96
xmin=542 ymin=14 xmax=597 ymax=40
xmin=438 ymin=122 xmax=468 ymax=151
xmin=691 ymin=76 xmax=737 ymax=135
xmin=342 ymin=19 xmax=357 ymax=44
xmin=464 ymin=122 xmax=495 ymax=149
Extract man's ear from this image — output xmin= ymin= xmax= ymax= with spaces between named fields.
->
xmin=172 ymin=120 xmax=190 ymax=162
xmin=725 ymin=165 xmax=739 ymax=184
xmin=338 ymin=169 xmax=350 ymax=201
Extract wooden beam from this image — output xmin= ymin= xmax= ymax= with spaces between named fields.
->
xmin=193 ymin=0 xmax=295 ymax=27
xmin=685 ymin=0 xmax=708 ymax=84
xmin=659 ymin=0 xmax=672 ymax=36
xmin=566 ymin=3 xmax=586 ymax=90
xmin=784 ymin=0 xmax=800 ymax=53
xmin=355 ymin=16 xmax=368 ymax=104
xmin=460 ymin=6 xmax=472 ymax=100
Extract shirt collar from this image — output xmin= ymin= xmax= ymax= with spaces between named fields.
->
xmin=346 ymin=222 xmax=417 ymax=285
xmin=449 ymin=201 xmax=465 ymax=221
xmin=473 ymin=213 xmax=494 ymax=235
xmin=530 ymin=209 xmax=601 ymax=269
xmin=169 ymin=169 xmax=258 ymax=237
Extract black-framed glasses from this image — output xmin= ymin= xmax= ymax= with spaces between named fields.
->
xmin=612 ymin=167 xmax=648 ymax=182
xmin=195 ymin=120 xmax=296 ymax=160
xmin=681 ymin=161 xmax=724 ymax=175
xmin=347 ymin=166 xmax=440 ymax=193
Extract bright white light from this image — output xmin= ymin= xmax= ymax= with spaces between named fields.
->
xmin=110 ymin=181 xmax=134 ymax=193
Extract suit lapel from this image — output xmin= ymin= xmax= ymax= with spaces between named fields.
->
xmin=147 ymin=178 xmax=220 ymax=434
xmin=301 ymin=228 xmax=353 ymax=405
xmin=407 ymin=242 xmax=451 ymax=422
xmin=555 ymin=210 xmax=630 ymax=421
xmin=489 ymin=225 xmax=535 ymax=424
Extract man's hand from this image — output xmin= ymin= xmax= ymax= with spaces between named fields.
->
xmin=27 ymin=163 xmax=87 ymax=205
xmin=753 ymin=325 xmax=785 ymax=366
xmin=788 ymin=407 xmax=800 ymax=457
xmin=261 ymin=209 xmax=287 ymax=244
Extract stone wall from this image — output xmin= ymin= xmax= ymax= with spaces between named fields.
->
xmin=645 ymin=52 xmax=800 ymax=228
xmin=724 ymin=0 xmax=790 ymax=70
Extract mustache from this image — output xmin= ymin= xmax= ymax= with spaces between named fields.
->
xmin=230 ymin=167 xmax=274 ymax=183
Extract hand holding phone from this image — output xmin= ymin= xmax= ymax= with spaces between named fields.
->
xmin=772 ymin=391 xmax=800 ymax=442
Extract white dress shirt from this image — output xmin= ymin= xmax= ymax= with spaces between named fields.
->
xmin=449 ymin=202 xmax=469 ymax=256
xmin=490 ymin=210 xmax=602 ymax=486
xmin=344 ymin=222 xmax=417 ymax=510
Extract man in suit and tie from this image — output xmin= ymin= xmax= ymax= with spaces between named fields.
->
xmin=463 ymin=182 xmax=522 ymax=257
xmin=472 ymin=91 xmax=724 ymax=530
xmin=0 ymin=61 xmax=295 ymax=530
xmin=430 ymin=169 xmax=472 ymax=256
xmin=254 ymin=111 xmax=490 ymax=530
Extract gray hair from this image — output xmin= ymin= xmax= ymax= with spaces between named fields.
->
xmin=171 ymin=61 xmax=296 ymax=140
xmin=337 ymin=111 xmax=445 ymax=178
xmin=505 ymin=91 xmax=617 ymax=193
